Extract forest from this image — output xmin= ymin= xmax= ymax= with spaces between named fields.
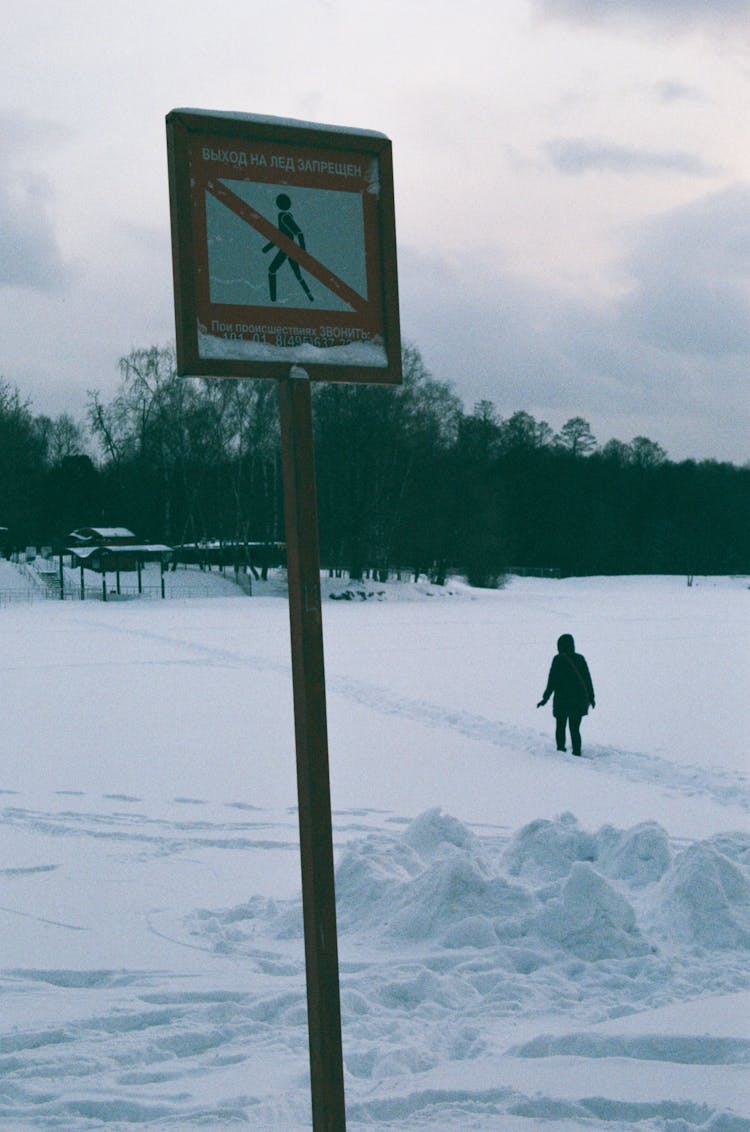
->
xmin=1 ymin=343 xmax=748 ymax=582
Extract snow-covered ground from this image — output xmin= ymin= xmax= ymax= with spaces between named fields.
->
xmin=0 ymin=556 xmax=251 ymax=603
xmin=0 ymin=568 xmax=747 ymax=1129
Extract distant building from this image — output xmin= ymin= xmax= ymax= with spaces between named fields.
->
xmin=66 ymin=527 xmax=171 ymax=573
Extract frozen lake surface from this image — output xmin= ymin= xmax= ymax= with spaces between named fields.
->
xmin=0 ymin=570 xmax=747 ymax=1129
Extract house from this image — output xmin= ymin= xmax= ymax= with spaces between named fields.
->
xmin=66 ymin=528 xmax=172 ymax=575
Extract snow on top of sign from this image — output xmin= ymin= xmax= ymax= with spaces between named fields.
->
xmin=198 ymin=332 xmax=388 ymax=369
xmin=171 ymin=108 xmax=389 ymax=142
xmin=366 ymin=156 xmax=381 ymax=197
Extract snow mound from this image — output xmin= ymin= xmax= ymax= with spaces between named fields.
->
xmin=535 ymin=861 xmax=651 ymax=960
xmin=173 ymin=806 xmax=750 ymax=1129
xmin=502 ymin=815 xmax=672 ymax=892
xmin=597 ymin=821 xmax=672 ymax=887
xmin=654 ymin=842 xmax=750 ymax=950
xmin=402 ymin=807 xmax=476 ymax=854
xmin=335 ymin=833 xmax=424 ymax=928
xmin=502 ymin=813 xmax=598 ymax=882
xmin=190 ymin=812 xmax=750 ymax=967
xmin=384 ymin=853 xmax=532 ymax=944
xmin=336 ymin=812 xmax=531 ymax=944
xmin=186 ymin=811 xmax=750 ymax=1030
xmin=323 ymin=575 xmax=476 ymax=602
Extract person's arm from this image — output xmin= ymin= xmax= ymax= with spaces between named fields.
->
xmin=284 ymin=215 xmax=306 ymax=250
xmin=537 ymin=658 xmax=557 ymax=708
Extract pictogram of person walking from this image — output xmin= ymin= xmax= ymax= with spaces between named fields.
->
xmin=262 ymin=193 xmax=314 ymax=303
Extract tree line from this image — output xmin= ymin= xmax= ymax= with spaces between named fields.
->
xmin=1 ymin=343 xmax=748 ymax=580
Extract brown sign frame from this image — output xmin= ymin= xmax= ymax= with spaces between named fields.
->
xmin=166 ymin=109 xmax=401 ymax=384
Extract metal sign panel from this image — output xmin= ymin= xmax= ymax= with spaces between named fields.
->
xmin=166 ymin=109 xmax=401 ymax=383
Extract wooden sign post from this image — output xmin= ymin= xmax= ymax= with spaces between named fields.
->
xmin=279 ymin=370 xmax=345 ymax=1129
xmin=166 ymin=109 xmax=401 ymax=1131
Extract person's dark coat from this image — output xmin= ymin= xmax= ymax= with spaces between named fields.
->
xmin=540 ymin=634 xmax=595 ymax=718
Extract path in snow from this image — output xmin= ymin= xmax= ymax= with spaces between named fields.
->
xmin=328 ymin=672 xmax=750 ymax=816
xmin=59 ymin=607 xmax=750 ymax=821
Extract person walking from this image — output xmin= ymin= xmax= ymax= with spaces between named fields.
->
xmin=537 ymin=634 xmax=595 ymax=757
xmin=262 ymin=193 xmax=315 ymax=303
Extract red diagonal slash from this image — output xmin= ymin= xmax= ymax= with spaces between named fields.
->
xmin=205 ymin=178 xmax=369 ymax=315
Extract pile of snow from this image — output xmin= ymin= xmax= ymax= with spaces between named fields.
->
xmin=169 ymin=804 xmax=750 ymax=1124
xmin=325 ymin=576 xmax=475 ymax=602
xmin=654 ymin=839 xmax=750 ymax=950
xmin=189 ymin=810 xmax=750 ymax=1029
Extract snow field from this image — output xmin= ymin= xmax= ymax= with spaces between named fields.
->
xmin=0 ymin=572 xmax=747 ymax=1128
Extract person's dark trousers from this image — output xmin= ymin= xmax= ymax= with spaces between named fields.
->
xmin=556 ymin=713 xmax=583 ymax=756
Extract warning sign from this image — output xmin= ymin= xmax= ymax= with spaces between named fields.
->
xmin=166 ymin=110 xmax=401 ymax=384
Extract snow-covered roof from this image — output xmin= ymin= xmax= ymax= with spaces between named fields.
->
xmin=66 ymin=546 xmax=99 ymax=559
xmin=99 ymin=544 xmax=172 ymax=554
xmin=69 ymin=527 xmax=136 ymax=542
xmin=175 ymin=541 xmax=284 ymax=549
xmin=67 ymin=544 xmax=172 ymax=558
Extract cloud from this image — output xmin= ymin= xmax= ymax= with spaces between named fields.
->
xmin=0 ymin=110 xmax=71 ymax=292
xmin=545 ymin=137 xmax=716 ymax=177
xmin=531 ymin=0 xmax=750 ymax=32
xmin=399 ymin=185 xmax=750 ymax=462
xmin=0 ymin=179 xmax=70 ymax=291
xmin=653 ymin=80 xmax=707 ymax=104
xmin=620 ymin=184 xmax=750 ymax=357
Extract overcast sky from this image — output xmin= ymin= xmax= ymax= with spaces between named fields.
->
xmin=2 ymin=0 xmax=749 ymax=462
